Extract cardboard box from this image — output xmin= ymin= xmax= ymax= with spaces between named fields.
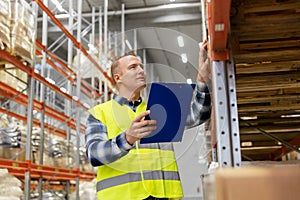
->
xmin=215 ymin=167 xmax=300 ymax=200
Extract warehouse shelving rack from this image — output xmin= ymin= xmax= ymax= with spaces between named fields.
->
xmin=0 ymin=0 xmax=117 ymax=199
xmin=205 ymin=0 xmax=242 ymax=168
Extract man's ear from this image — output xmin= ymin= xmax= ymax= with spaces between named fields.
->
xmin=113 ymin=74 xmax=121 ymax=83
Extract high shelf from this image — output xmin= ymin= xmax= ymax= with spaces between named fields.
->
xmin=0 ymin=0 xmax=115 ymax=199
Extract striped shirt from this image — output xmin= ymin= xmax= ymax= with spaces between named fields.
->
xmin=85 ymin=81 xmax=211 ymax=166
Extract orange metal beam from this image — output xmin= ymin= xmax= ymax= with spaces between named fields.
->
xmin=0 ymin=49 xmax=88 ymax=110
xmin=0 ymin=82 xmax=85 ymax=133
xmin=0 ymin=158 xmax=95 ymax=181
xmin=33 ymin=0 xmax=114 ymax=86
xmin=36 ymin=40 xmax=74 ymax=74
xmin=207 ymin=0 xmax=231 ymax=61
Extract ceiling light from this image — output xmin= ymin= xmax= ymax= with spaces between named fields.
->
xmin=177 ymin=36 xmax=184 ymax=47
xmin=181 ymin=53 xmax=187 ymax=63
xmin=170 ymin=0 xmax=176 ymax=2
xmin=186 ymin=78 xmax=192 ymax=84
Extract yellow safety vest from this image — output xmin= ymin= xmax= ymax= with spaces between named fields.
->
xmin=89 ymin=99 xmax=183 ymax=200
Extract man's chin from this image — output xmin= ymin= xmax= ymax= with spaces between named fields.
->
xmin=138 ymin=83 xmax=146 ymax=91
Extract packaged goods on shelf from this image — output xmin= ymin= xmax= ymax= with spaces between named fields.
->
xmin=47 ymin=136 xmax=77 ymax=168
xmin=0 ymin=0 xmax=10 ymax=51
xmin=0 ymin=168 xmax=23 ymax=199
xmin=0 ymin=126 xmax=21 ymax=148
xmin=0 ymin=63 xmax=27 ymax=92
xmin=10 ymin=0 xmax=35 ymax=64
xmin=70 ymin=178 xmax=97 ymax=200
xmin=0 ymin=114 xmax=24 ymax=161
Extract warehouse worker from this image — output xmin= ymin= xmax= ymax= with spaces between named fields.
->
xmin=85 ymin=40 xmax=211 ymax=200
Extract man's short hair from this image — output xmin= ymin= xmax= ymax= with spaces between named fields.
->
xmin=110 ymin=54 xmax=135 ymax=84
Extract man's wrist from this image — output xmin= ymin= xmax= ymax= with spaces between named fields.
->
xmin=125 ymin=131 xmax=137 ymax=146
xmin=117 ymin=131 xmax=135 ymax=151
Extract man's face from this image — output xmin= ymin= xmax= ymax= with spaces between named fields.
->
xmin=117 ymin=55 xmax=146 ymax=93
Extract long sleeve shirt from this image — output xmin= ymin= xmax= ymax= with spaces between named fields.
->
xmin=85 ymin=81 xmax=211 ymax=166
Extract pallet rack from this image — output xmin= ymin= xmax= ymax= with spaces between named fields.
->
xmin=0 ymin=0 xmax=117 ymax=199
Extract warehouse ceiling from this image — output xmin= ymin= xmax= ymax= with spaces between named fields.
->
xmin=36 ymin=0 xmax=203 ymax=83
xmin=33 ymin=0 xmax=300 ymax=162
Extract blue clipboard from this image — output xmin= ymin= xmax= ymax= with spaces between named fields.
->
xmin=140 ymin=82 xmax=195 ymax=144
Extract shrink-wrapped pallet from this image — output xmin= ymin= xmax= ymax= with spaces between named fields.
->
xmin=0 ymin=0 xmax=10 ymax=51
xmin=0 ymin=169 xmax=23 ymax=199
xmin=10 ymin=0 xmax=35 ymax=64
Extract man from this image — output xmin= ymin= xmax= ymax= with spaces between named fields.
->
xmin=85 ymin=41 xmax=211 ymax=200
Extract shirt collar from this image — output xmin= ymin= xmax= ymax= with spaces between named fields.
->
xmin=113 ymin=94 xmax=143 ymax=107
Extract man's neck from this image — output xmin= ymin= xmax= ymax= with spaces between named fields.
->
xmin=118 ymin=90 xmax=140 ymax=102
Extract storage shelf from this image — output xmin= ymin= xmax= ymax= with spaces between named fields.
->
xmin=35 ymin=0 xmax=114 ymax=86
xmin=0 ymin=81 xmax=85 ymax=136
xmin=0 ymin=49 xmax=88 ymax=109
xmin=36 ymin=40 xmax=103 ymax=99
xmin=0 ymin=158 xmax=95 ymax=181
xmin=0 ymin=107 xmax=66 ymax=138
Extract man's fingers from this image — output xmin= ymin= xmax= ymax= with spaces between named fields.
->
xmin=138 ymin=119 xmax=156 ymax=127
xmin=133 ymin=110 xmax=150 ymax=122
xmin=139 ymin=124 xmax=157 ymax=133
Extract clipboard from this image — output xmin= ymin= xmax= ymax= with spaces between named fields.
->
xmin=140 ymin=82 xmax=195 ymax=144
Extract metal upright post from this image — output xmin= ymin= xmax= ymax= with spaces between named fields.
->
xmin=98 ymin=6 xmax=102 ymax=58
xmin=91 ymin=7 xmax=96 ymax=98
xmin=134 ymin=29 xmax=137 ymax=55
xmin=24 ymin=2 xmax=38 ymax=200
xmin=104 ymin=0 xmax=108 ymax=102
xmin=114 ymin=31 xmax=118 ymax=58
xmin=121 ymin=3 xmax=125 ymax=56
xmin=66 ymin=0 xmax=74 ymax=199
xmin=206 ymin=0 xmax=241 ymax=168
xmin=98 ymin=6 xmax=103 ymax=103
xmin=75 ymin=0 xmax=83 ymax=199
xmin=38 ymin=0 xmax=48 ymax=199
xmin=142 ymin=49 xmax=147 ymax=98
xmin=211 ymin=59 xmax=241 ymax=167
xmin=226 ymin=59 xmax=242 ymax=167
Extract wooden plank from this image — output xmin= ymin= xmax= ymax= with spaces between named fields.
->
xmin=236 ymin=71 xmax=300 ymax=83
xmin=243 ymin=1 xmax=300 ymax=13
xmin=238 ymin=40 xmax=300 ymax=51
xmin=239 ymin=117 xmax=300 ymax=127
xmin=240 ymin=132 xmax=298 ymax=142
xmin=233 ymin=49 xmax=300 ymax=63
xmin=232 ymin=32 xmax=300 ymax=43
xmin=238 ymin=102 xmax=300 ymax=112
xmin=236 ymin=82 xmax=300 ymax=92
xmin=236 ymin=60 xmax=300 ymax=74
xmin=237 ymin=94 xmax=300 ymax=104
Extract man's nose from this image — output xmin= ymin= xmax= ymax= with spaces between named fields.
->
xmin=138 ymin=65 xmax=144 ymax=73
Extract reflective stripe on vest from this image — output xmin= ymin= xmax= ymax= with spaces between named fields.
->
xmin=97 ymin=170 xmax=180 ymax=192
